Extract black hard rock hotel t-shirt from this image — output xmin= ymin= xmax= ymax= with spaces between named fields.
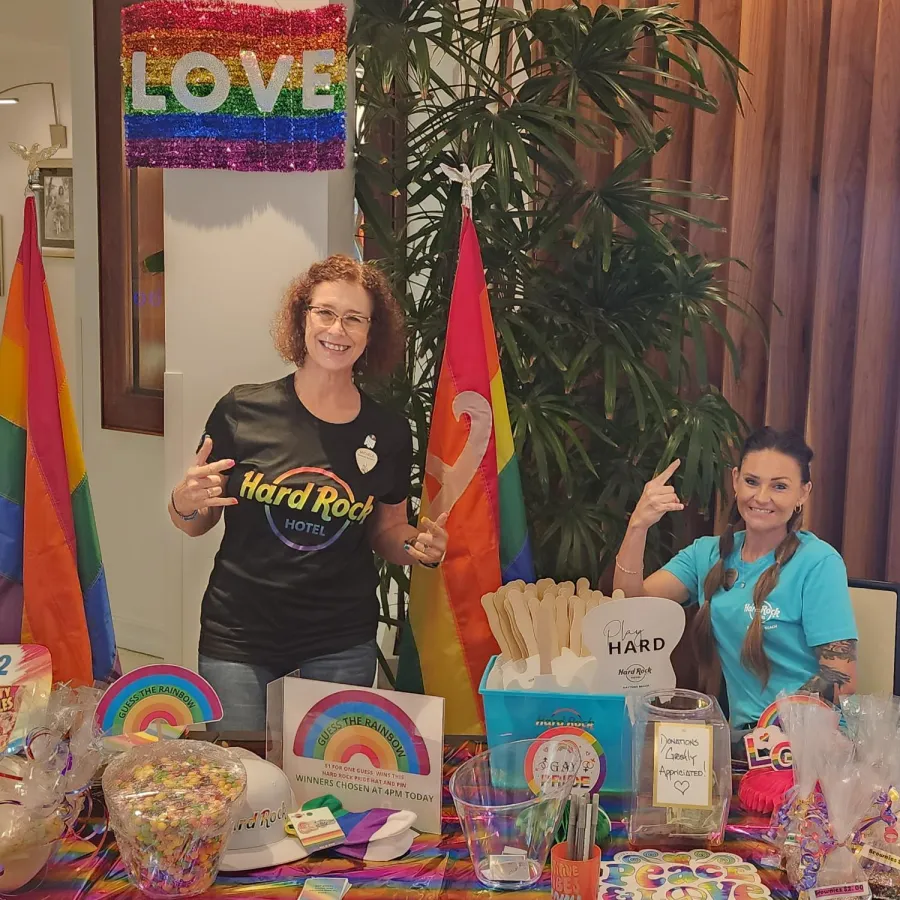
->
xmin=198 ymin=375 xmax=412 ymax=668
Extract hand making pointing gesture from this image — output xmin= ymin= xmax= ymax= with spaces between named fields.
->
xmin=172 ymin=436 xmax=239 ymax=517
xmin=629 ymin=459 xmax=685 ymax=532
xmin=404 ymin=512 xmax=450 ymax=567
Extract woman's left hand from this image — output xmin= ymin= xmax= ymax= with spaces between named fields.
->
xmin=405 ymin=513 xmax=449 ymax=567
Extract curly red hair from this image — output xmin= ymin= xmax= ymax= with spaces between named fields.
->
xmin=272 ymin=255 xmax=405 ymax=377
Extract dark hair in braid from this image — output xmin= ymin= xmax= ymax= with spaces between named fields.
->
xmin=693 ymin=428 xmax=813 ymax=695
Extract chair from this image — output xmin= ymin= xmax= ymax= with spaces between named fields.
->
xmin=848 ymin=578 xmax=900 ymax=695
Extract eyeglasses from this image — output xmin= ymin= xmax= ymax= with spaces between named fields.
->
xmin=307 ymin=306 xmax=372 ymax=334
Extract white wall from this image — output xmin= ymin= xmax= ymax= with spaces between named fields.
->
xmin=0 ymin=37 xmax=78 ymax=427
xmin=71 ymin=0 xmax=354 ymax=669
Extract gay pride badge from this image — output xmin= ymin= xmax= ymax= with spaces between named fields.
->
xmin=95 ymin=664 xmax=223 ymax=748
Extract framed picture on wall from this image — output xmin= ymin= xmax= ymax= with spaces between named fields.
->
xmin=36 ymin=159 xmax=74 ymax=258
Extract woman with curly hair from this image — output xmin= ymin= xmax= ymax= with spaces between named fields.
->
xmin=168 ymin=256 xmax=448 ymax=729
xmin=613 ymin=428 xmax=857 ymax=736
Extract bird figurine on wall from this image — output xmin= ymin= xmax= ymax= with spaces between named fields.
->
xmin=9 ymin=142 xmax=60 ymax=178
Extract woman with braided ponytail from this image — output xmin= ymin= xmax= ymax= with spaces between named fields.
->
xmin=613 ymin=428 xmax=858 ymax=737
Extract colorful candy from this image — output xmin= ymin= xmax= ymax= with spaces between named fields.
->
xmin=103 ymin=741 xmax=247 ymax=898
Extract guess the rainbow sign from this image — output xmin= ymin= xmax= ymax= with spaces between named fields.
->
xmin=95 ymin=664 xmax=224 ymax=746
xmin=279 ymin=681 xmax=444 ymax=834
xmin=293 ymin=690 xmax=431 ymax=775
xmin=122 ymin=0 xmax=347 ymax=172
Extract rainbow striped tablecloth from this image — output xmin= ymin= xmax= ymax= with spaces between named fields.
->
xmin=27 ymin=742 xmax=791 ymax=899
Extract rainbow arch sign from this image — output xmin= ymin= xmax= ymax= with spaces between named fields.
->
xmin=293 ymin=690 xmax=431 ymax=775
xmin=278 ymin=680 xmax=444 ymax=834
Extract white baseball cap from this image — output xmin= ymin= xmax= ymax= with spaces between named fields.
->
xmin=220 ymin=751 xmax=308 ymax=872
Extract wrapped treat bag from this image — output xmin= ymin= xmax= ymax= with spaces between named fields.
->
xmin=843 ymin=697 xmax=900 ymax=897
xmin=0 ymin=685 xmax=106 ymax=892
xmin=798 ymin=732 xmax=877 ymax=900
xmin=768 ymin=696 xmax=839 ymax=883
xmin=103 ymin=740 xmax=247 ymax=898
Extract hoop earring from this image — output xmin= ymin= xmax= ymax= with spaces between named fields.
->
xmin=795 ymin=504 xmax=803 ymax=514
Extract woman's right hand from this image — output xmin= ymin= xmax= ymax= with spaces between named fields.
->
xmin=172 ymin=437 xmax=238 ymax=516
xmin=629 ymin=460 xmax=684 ymax=532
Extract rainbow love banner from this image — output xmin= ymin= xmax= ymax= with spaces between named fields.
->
xmin=274 ymin=678 xmax=444 ymax=834
xmin=122 ymin=0 xmax=347 ymax=172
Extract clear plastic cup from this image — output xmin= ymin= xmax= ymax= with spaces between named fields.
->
xmin=449 ymin=738 xmax=581 ymax=890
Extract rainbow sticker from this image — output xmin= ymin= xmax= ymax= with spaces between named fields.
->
xmin=525 ymin=726 xmax=607 ymax=794
xmin=756 ymin=693 xmax=831 ymax=729
xmin=95 ymin=665 xmax=223 ymax=740
xmin=292 ymin=690 xmax=430 ymax=775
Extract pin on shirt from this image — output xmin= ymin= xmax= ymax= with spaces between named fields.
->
xmin=356 ymin=434 xmax=378 ymax=474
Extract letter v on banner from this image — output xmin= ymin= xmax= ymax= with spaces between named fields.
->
xmin=397 ymin=194 xmax=535 ymax=735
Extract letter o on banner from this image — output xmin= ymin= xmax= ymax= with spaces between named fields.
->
xmin=171 ymin=51 xmax=231 ymax=113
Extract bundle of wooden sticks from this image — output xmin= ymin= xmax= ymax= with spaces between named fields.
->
xmin=480 ymin=579 xmax=626 ymax=673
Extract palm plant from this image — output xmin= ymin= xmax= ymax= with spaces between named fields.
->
xmin=351 ymin=1 xmax=747 ymax=633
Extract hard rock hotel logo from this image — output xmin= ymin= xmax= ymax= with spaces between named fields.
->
xmin=240 ymin=467 xmax=375 ymax=552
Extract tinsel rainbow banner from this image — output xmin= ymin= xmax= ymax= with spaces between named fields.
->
xmin=122 ymin=0 xmax=347 ymax=173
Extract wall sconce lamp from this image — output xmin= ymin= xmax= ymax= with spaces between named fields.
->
xmin=0 ymin=82 xmax=68 ymax=148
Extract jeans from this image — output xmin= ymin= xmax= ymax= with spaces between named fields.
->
xmin=198 ymin=639 xmax=378 ymax=731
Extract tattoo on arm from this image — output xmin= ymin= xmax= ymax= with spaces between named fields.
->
xmin=799 ymin=640 xmax=857 ymax=702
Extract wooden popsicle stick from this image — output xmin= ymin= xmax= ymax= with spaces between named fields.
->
xmin=576 ymin=577 xmax=591 ymax=600
xmin=555 ymin=594 xmax=571 ymax=651
xmin=587 ymin=591 xmax=602 ymax=614
xmin=537 ymin=599 xmax=556 ymax=675
xmin=493 ymin=592 xmax=523 ymax=661
xmin=541 ymin=593 xmax=559 ymax=658
xmin=612 ymin=589 xmax=625 ymax=600
xmin=570 ymin=596 xmax=585 ymax=656
xmin=528 ymin=594 xmax=541 ymax=635
xmin=504 ymin=600 xmax=529 ymax=661
xmin=558 ymin=581 xmax=575 ymax=600
xmin=507 ymin=579 xmax=527 ymax=592
xmin=536 ymin=578 xmax=555 ymax=599
xmin=481 ymin=593 xmax=511 ymax=658
xmin=507 ymin=591 xmax=539 ymax=658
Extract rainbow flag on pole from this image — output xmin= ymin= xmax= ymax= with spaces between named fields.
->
xmin=0 ymin=197 xmax=117 ymax=686
xmin=398 ymin=211 xmax=534 ymax=734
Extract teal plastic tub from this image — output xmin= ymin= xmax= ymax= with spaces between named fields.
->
xmin=478 ymin=656 xmax=633 ymax=794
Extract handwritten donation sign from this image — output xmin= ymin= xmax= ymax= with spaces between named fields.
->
xmin=278 ymin=678 xmax=445 ymax=833
xmin=122 ymin=1 xmax=347 ymax=172
xmin=583 ymin=596 xmax=685 ymax=693
xmin=653 ymin=722 xmax=713 ymax=809
xmin=600 ymin=849 xmax=774 ymax=900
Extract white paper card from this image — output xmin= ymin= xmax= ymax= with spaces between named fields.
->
xmin=276 ymin=678 xmax=444 ymax=834
xmin=581 ymin=597 xmax=684 ymax=693
xmin=652 ymin=721 xmax=713 ymax=809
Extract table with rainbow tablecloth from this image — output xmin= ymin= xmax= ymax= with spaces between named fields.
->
xmin=36 ymin=738 xmax=790 ymax=899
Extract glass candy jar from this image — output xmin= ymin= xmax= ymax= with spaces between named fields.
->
xmin=628 ymin=689 xmax=731 ymax=847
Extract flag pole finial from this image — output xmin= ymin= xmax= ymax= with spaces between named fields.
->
xmin=9 ymin=142 xmax=60 ymax=194
xmin=440 ymin=162 xmax=491 ymax=212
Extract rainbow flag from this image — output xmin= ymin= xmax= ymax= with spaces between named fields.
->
xmin=0 ymin=197 xmax=117 ymax=686
xmin=397 ymin=212 xmax=534 ymax=734
xmin=121 ymin=0 xmax=346 ymax=173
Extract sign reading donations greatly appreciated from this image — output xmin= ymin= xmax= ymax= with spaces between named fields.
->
xmin=653 ymin=722 xmax=713 ymax=809
xmin=122 ymin=0 xmax=347 ymax=172
xmin=582 ymin=596 xmax=685 ymax=694
xmin=280 ymin=679 xmax=444 ymax=834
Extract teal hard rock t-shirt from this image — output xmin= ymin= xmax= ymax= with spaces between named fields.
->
xmin=662 ymin=530 xmax=857 ymax=727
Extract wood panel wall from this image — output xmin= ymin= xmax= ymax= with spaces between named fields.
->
xmin=539 ymin=0 xmax=900 ymax=582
